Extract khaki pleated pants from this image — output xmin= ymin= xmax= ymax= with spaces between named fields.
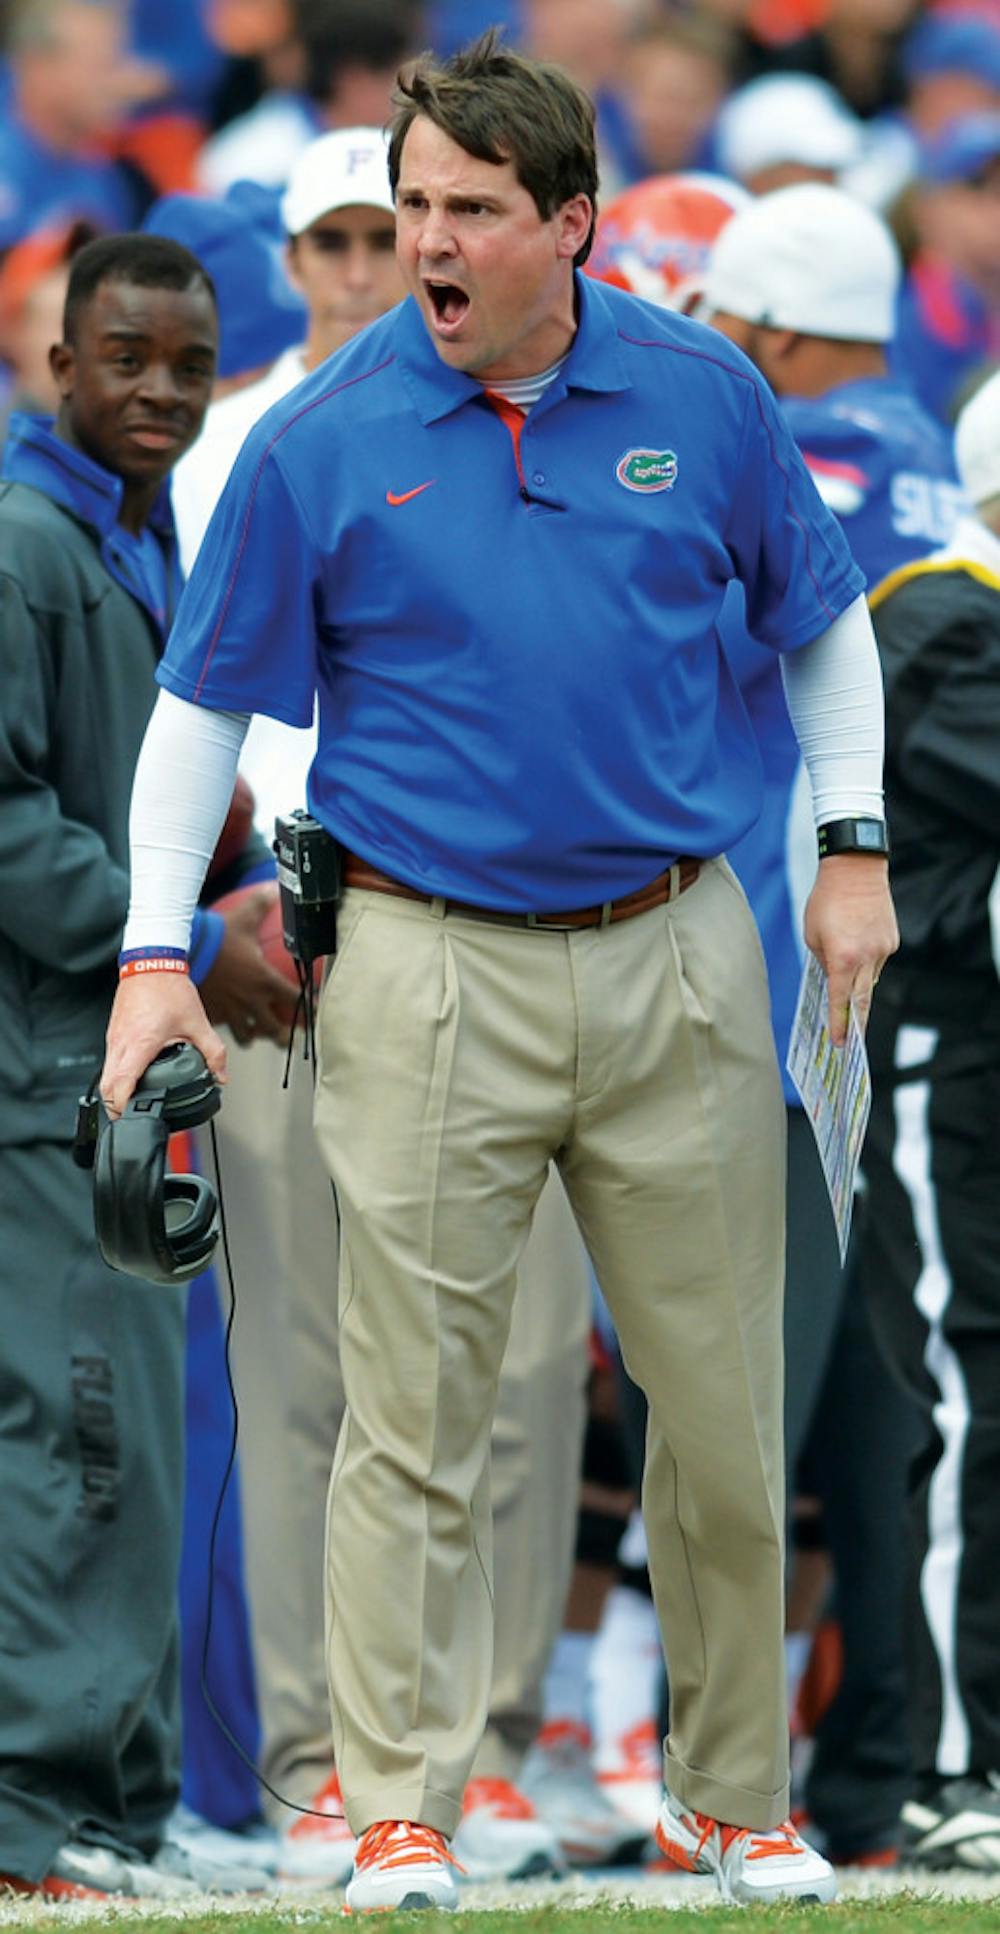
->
xmin=313 ymin=858 xmax=790 ymax=1838
xmin=205 ymin=1037 xmax=590 ymax=1817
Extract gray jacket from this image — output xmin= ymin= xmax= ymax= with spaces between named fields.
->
xmin=0 ymin=419 xmax=177 ymax=1144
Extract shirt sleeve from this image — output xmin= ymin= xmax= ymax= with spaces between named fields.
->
xmin=725 ymin=370 xmax=866 ymax=656
xmin=157 ymin=422 xmax=322 ymax=728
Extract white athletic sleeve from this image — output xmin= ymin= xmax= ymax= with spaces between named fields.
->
xmin=121 ymin=691 xmax=250 ymax=953
xmin=780 ymin=592 xmax=885 ymax=826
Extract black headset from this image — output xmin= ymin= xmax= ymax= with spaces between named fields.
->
xmin=88 ymin=1043 xmax=222 ymax=1285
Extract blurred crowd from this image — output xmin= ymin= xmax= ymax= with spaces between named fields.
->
xmin=2 ymin=0 xmax=999 ymax=1907
xmin=1 ymin=0 xmax=999 ymax=433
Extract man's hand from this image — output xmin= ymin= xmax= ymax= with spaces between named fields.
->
xmin=803 ymin=853 xmax=899 ymax=1045
xmin=102 ymin=973 xmax=226 ymax=1119
xmin=201 ymin=883 xmax=299 ymax=1046
xmin=101 ymin=885 xmax=299 ymax=1117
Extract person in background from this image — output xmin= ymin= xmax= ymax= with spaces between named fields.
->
xmin=168 ymin=128 xmax=398 ymax=583
xmin=0 ymin=220 xmax=94 ymax=439
xmin=0 ymin=232 xmax=292 ymax=1904
xmin=745 ymin=0 xmax=920 ymax=121
xmin=702 ymin=178 xmax=962 ymax=1867
xmin=124 ymin=187 xmax=306 ymax=1878
xmin=901 ymin=11 xmax=1000 ymax=145
xmin=711 ymin=71 xmax=863 ymax=196
xmin=588 ymin=169 xmax=750 ymax=313
xmin=616 ymin=11 xmax=737 ymax=183
xmin=196 ymin=0 xmax=305 ymax=143
xmin=892 ymin=114 xmax=1000 ymax=426
xmin=515 ymin=0 xmax=653 ymax=197
xmin=102 ymin=30 xmax=896 ymax=1913
xmin=863 ymin=367 xmax=1000 ymax=1876
xmin=196 ymin=0 xmax=419 ymax=196
xmin=143 ymin=186 xmax=308 ymax=411
xmin=0 ymin=0 xmax=158 ymax=251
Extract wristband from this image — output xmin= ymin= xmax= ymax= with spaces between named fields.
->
xmin=118 ymin=946 xmax=191 ymax=981
xmin=119 ymin=957 xmax=191 ymax=980
xmin=817 ymin=817 xmax=889 ymax=860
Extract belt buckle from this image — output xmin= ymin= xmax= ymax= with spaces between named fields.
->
xmin=528 ymin=904 xmax=610 ymax=931
xmin=525 ymin=911 xmax=588 ymax=932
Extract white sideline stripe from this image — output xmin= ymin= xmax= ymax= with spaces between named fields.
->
xmin=892 ymin=1023 xmax=971 ymax=1776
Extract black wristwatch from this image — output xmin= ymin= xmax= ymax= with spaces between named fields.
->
xmin=817 ymin=817 xmax=890 ymax=860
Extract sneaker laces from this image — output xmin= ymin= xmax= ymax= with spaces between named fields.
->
xmin=463 ymin=1779 xmax=536 ymax=1821
xmin=353 ymin=1822 xmax=465 ymax=1876
xmin=744 ymin=1820 xmax=810 ymax=1862
xmin=659 ymin=1807 xmax=804 ymax=1871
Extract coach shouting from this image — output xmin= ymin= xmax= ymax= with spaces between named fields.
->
xmin=102 ymin=31 xmax=896 ymax=1914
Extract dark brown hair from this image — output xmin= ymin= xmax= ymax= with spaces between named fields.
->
xmin=387 ymin=27 xmax=598 ymax=267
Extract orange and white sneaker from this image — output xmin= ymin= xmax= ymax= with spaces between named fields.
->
xmin=520 ymin=1723 xmax=649 ymax=1866
xmin=451 ymin=1777 xmax=565 ymax=1880
xmin=594 ymin=1717 xmax=663 ymax=1835
xmin=279 ymin=1771 xmax=356 ymax=1886
xmin=344 ymin=1821 xmax=461 ymax=1913
xmin=655 ymin=1788 xmax=837 ymax=1905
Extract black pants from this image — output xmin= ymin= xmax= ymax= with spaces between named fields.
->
xmin=0 ymin=1140 xmax=186 ymax=1882
xmin=794 ymin=1238 xmax=917 ymax=1854
xmin=861 ymin=991 xmax=1000 ymax=1783
xmin=784 ymin=1110 xmax=916 ymax=1856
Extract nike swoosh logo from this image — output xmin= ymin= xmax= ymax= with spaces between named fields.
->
xmin=386 ymin=482 xmax=436 ymax=506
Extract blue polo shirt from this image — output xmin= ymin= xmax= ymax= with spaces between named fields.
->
xmin=159 ymin=274 xmax=863 ymax=911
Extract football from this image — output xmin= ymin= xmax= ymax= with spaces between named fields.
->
xmin=210 ymin=881 xmax=323 ymax=990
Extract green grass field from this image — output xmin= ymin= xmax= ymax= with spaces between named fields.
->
xmin=4 ymin=1896 xmax=1000 ymax=1934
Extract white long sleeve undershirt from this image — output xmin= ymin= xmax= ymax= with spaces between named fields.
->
xmin=122 ymin=591 xmax=884 ymax=952
xmin=780 ymin=591 xmax=885 ymax=824
xmin=122 ymin=692 xmax=250 ymax=952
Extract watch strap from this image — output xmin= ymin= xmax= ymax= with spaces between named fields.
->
xmin=817 ymin=817 xmax=890 ymax=859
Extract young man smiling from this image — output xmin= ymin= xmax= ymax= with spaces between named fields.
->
xmin=103 ymin=33 xmax=896 ymax=1913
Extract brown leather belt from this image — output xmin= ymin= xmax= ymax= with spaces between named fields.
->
xmin=340 ymin=851 xmax=701 ymax=930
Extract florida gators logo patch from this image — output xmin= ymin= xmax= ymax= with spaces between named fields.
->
xmin=616 ymin=447 xmax=678 ymax=493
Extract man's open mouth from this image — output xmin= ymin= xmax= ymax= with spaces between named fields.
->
xmin=424 ymin=280 xmax=470 ymax=328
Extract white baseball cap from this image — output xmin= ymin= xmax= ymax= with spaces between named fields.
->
xmin=715 ymin=73 xmax=864 ymax=185
xmin=281 ymin=126 xmax=394 ymax=237
xmin=702 ymin=181 xmax=901 ymax=342
xmin=954 ymin=369 xmax=1000 ymax=508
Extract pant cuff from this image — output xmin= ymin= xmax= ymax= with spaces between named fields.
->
xmin=344 ymin=1784 xmax=463 ymax=1841
xmin=665 ymin=1745 xmax=790 ymax=1833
